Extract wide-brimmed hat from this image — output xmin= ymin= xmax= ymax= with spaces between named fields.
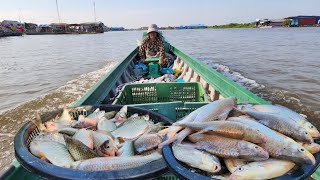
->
xmin=147 ymin=24 xmax=159 ymax=34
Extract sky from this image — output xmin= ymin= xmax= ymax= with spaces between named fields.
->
xmin=0 ymin=0 xmax=319 ymax=28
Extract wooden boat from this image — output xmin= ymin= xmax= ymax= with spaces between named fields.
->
xmin=0 ymin=33 xmax=319 ymax=179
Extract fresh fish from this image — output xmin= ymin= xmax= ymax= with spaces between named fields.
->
xmin=175 ymin=121 xmax=267 ymax=143
xmin=73 ymin=129 xmax=94 ymax=149
xmin=92 ymin=131 xmax=117 ymax=149
xmin=228 ymin=117 xmax=316 ymax=165
xmin=64 ymin=136 xmax=97 ymax=161
xmin=159 ymin=105 xmax=206 ymax=147
xmin=73 ymin=115 xmax=97 ymax=129
xmin=112 ymin=105 xmax=128 ymax=126
xmin=58 ymin=127 xmax=78 ymax=136
xmin=72 ymin=152 xmax=162 ymax=171
xmin=172 ymin=143 xmax=221 ymax=173
xmin=87 ymin=108 xmax=105 ymax=123
xmin=96 ymin=140 xmax=118 ymax=157
xmin=187 ymin=133 xmax=269 ymax=161
xmin=119 ymin=140 xmax=134 ymax=157
xmin=29 ymin=140 xmax=74 ymax=168
xmin=229 ymin=159 xmax=295 ymax=180
xmin=250 ymin=104 xmax=320 ymax=138
xmin=175 ymin=97 xmax=236 ymax=143
xmin=149 ymin=122 xmax=165 ymax=133
xmin=104 ymin=111 xmax=117 ymax=120
xmin=194 ymin=97 xmax=236 ymax=122
xmin=210 ymin=173 xmax=231 ymax=180
xmin=33 ymin=132 xmax=66 ymax=146
xmin=241 ymin=109 xmax=313 ymax=143
xmin=111 ymin=118 xmax=150 ymax=140
xmin=134 ymin=133 xmax=162 ymax=154
xmin=57 ymin=106 xmax=73 ymax=126
xmin=97 ymin=118 xmax=117 ymax=132
xmin=224 ymin=159 xmax=247 ymax=173
xmin=299 ymin=142 xmax=320 ymax=154
xmin=30 ymin=114 xmax=47 ymax=132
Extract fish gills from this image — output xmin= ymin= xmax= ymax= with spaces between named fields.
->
xmin=224 ymin=159 xmax=247 ymax=173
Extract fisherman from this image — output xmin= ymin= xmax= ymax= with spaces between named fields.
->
xmin=139 ymin=24 xmax=169 ymax=67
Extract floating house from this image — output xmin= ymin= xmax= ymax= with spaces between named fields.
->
xmin=255 ymin=19 xmax=284 ymax=28
xmin=79 ymin=22 xmax=104 ymax=33
xmin=285 ymin=16 xmax=320 ymax=27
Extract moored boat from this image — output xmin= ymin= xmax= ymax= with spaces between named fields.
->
xmin=0 ymin=32 xmax=319 ymax=179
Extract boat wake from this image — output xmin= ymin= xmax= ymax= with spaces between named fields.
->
xmin=206 ymin=62 xmax=320 ymax=128
xmin=0 ymin=61 xmax=117 ymax=170
xmin=208 ymin=63 xmax=265 ymax=90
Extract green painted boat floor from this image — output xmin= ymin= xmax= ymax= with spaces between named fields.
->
xmin=3 ymin=160 xmax=43 ymax=180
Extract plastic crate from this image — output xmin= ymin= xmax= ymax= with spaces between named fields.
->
xmin=113 ymin=82 xmax=207 ymax=105
xmin=128 ymin=101 xmax=208 ymax=121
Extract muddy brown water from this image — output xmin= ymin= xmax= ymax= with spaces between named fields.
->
xmin=0 ymin=28 xmax=319 ymax=170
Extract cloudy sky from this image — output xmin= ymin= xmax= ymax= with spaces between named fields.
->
xmin=0 ymin=0 xmax=319 ymax=28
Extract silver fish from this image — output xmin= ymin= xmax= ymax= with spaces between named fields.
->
xmin=241 ymin=109 xmax=313 ymax=143
xmin=228 ymin=117 xmax=316 ymax=165
xmin=72 ymin=152 xmax=162 ymax=171
xmin=172 ymin=143 xmax=221 ymax=173
xmin=250 ymin=104 xmax=320 ymax=138
xmin=30 ymin=140 xmax=74 ymax=168
xmin=229 ymin=159 xmax=295 ymax=180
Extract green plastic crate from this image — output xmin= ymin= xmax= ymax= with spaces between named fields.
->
xmin=113 ymin=82 xmax=207 ymax=105
xmin=128 ymin=101 xmax=208 ymax=121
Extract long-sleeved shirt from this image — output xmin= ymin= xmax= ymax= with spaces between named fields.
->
xmin=139 ymin=36 xmax=165 ymax=60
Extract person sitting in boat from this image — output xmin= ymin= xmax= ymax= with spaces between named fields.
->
xmin=139 ymin=24 xmax=169 ymax=67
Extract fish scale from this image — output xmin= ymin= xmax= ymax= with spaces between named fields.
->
xmin=228 ymin=117 xmax=316 ymax=165
xmin=65 ymin=136 xmax=97 ymax=161
xmin=73 ymin=129 xmax=94 ymax=149
xmin=72 ymin=152 xmax=162 ymax=171
xmin=29 ymin=140 xmax=74 ymax=168
xmin=250 ymin=104 xmax=320 ymax=138
xmin=177 ymin=121 xmax=266 ymax=143
xmin=243 ymin=110 xmax=313 ymax=143
xmin=188 ymin=133 xmax=269 ymax=161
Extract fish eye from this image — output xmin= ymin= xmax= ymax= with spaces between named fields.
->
xmin=310 ymin=125 xmax=314 ymax=129
xmin=299 ymin=148 xmax=305 ymax=152
xmin=304 ymin=132 xmax=308 ymax=135
xmin=106 ymin=146 xmax=110 ymax=148
xmin=238 ymin=167 xmax=243 ymax=171
xmin=254 ymin=146 xmax=260 ymax=149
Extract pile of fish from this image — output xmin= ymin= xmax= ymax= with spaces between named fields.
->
xmin=159 ymin=97 xmax=320 ymax=180
xmin=29 ymin=106 xmax=164 ymax=171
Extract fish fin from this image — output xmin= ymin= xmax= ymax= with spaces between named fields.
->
xmin=217 ymin=112 xmax=230 ymax=121
xmin=175 ymin=128 xmax=193 ymax=143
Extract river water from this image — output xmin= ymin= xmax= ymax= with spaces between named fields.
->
xmin=0 ymin=28 xmax=319 ymax=170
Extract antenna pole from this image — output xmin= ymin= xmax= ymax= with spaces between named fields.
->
xmin=56 ymin=0 xmax=61 ymax=23
xmin=93 ymin=1 xmax=97 ymax=22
